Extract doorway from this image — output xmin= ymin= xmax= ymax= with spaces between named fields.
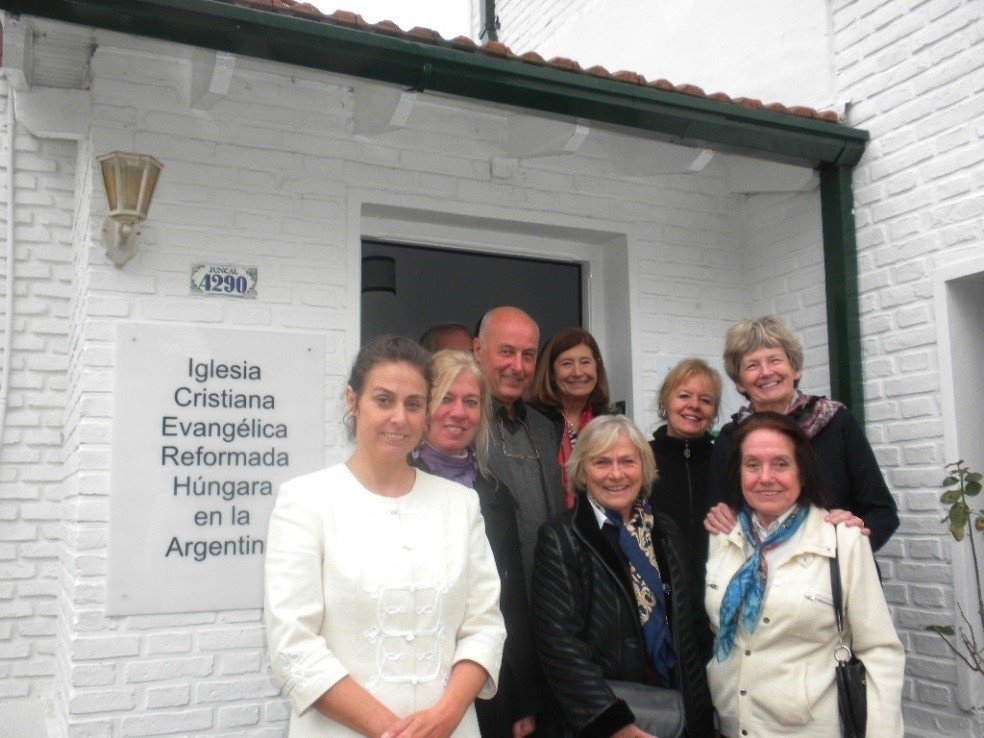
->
xmin=356 ymin=200 xmax=633 ymax=414
xmin=361 ymin=240 xmax=583 ymax=347
xmin=935 ymin=256 xmax=984 ymax=711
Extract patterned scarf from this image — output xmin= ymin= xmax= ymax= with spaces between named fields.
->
xmin=732 ymin=390 xmax=844 ymax=439
xmin=603 ymin=499 xmax=677 ymax=685
xmin=559 ymin=406 xmax=594 ymax=509
xmin=715 ymin=504 xmax=809 ymax=661
xmin=413 ymin=442 xmax=478 ymax=489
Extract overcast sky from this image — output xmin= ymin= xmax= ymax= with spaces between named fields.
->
xmin=309 ymin=1 xmax=473 ymax=39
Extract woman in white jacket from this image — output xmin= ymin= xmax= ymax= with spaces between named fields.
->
xmin=705 ymin=412 xmax=904 ymax=738
xmin=264 ymin=335 xmax=505 ymax=738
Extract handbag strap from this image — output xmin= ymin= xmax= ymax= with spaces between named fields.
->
xmin=828 ymin=524 xmax=852 ymax=662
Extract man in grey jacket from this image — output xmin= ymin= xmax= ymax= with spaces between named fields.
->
xmin=474 ymin=306 xmax=563 ymax=590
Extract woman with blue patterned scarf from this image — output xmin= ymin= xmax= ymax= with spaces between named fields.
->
xmin=531 ymin=414 xmax=714 ymax=738
xmin=705 ymin=412 xmax=904 ymax=738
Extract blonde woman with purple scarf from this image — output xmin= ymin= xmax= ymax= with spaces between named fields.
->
xmin=410 ymin=349 xmax=542 ymax=738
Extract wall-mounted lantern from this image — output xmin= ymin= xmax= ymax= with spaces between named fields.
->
xmin=98 ymin=151 xmax=163 ymax=268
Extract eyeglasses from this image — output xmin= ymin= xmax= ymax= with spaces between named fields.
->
xmin=496 ymin=416 xmax=541 ymax=461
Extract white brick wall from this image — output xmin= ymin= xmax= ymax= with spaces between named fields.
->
xmin=0 ymin=77 xmax=75 ymax=723
xmin=744 ymin=190 xmax=831 ymax=396
xmin=489 ymin=0 xmax=597 ymax=54
xmin=832 ymin=0 xmax=984 ymax=734
xmin=5 ymin=26 xmax=826 ymax=736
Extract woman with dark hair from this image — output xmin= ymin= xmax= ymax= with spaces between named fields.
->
xmin=705 ymin=412 xmax=904 ymax=737
xmin=530 ymin=327 xmax=612 ymax=508
xmin=410 ymin=349 xmax=541 ymax=738
xmin=532 ymin=414 xmax=714 ymax=738
xmin=705 ymin=315 xmax=898 ymax=552
xmin=264 ymin=336 xmax=505 ymax=738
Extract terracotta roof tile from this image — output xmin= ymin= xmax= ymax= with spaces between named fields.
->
xmin=548 ymin=56 xmax=583 ymax=73
xmin=450 ymin=35 xmax=479 ymax=52
xmin=612 ymin=71 xmax=646 ymax=85
xmin=217 ymin=0 xmax=843 ymax=124
xmin=787 ymin=105 xmax=818 ymax=118
xmin=674 ymin=83 xmax=706 ymax=97
xmin=372 ymin=20 xmax=406 ymax=37
xmin=518 ymin=51 xmax=547 ymax=66
xmin=408 ymin=26 xmax=444 ymax=45
xmin=286 ymin=2 xmax=321 ymax=17
xmin=479 ymin=41 xmax=512 ymax=58
xmin=326 ymin=9 xmax=369 ymax=29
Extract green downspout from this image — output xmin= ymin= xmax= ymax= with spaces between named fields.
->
xmin=820 ymin=164 xmax=865 ymax=423
xmin=481 ymin=0 xmax=498 ymax=42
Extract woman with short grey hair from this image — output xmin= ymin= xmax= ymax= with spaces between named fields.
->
xmin=705 ymin=315 xmax=899 ymax=552
xmin=532 ymin=414 xmax=714 ymax=738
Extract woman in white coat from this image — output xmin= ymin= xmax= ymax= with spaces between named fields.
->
xmin=264 ymin=335 xmax=506 ymax=738
xmin=705 ymin=412 xmax=904 ymax=738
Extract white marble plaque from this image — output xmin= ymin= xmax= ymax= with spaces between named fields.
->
xmin=107 ymin=324 xmax=326 ymax=614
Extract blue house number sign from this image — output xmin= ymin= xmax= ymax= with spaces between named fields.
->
xmin=191 ymin=263 xmax=258 ymax=299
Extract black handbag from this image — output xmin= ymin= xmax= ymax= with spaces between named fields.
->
xmin=829 ymin=527 xmax=867 ymax=738
xmin=604 ymin=679 xmax=685 ymax=738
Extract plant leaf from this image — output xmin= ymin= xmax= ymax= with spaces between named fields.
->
xmin=951 ymin=522 xmax=966 ymax=541
xmin=943 ymin=475 xmax=959 ymax=486
xmin=950 ymin=504 xmax=968 ymax=527
xmin=965 ymin=480 xmax=981 ymax=496
xmin=941 ymin=490 xmax=961 ymax=504
xmin=926 ymin=625 xmax=956 ymax=636
xmin=966 ymin=472 xmax=983 ymax=483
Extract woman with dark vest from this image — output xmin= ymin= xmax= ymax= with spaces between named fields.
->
xmin=648 ymin=358 xmax=723 ymax=660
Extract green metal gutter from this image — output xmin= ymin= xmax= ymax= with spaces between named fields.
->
xmin=0 ymin=0 xmax=867 ymax=167
xmin=0 ymin=0 xmax=869 ymax=411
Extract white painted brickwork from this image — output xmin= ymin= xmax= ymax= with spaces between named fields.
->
xmin=491 ymin=0 xmax=597 ymax=55
xmin=0 ymin=79 xmax=75 ymax=715
xmin=1 ymin=29 xmax=827 ymax=737
xmin=832 ymin=0 xmax=984 ymax=734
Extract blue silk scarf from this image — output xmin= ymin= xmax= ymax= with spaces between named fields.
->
xmin=715 ymin=504 xmax=809 ymax=661
xmin=604 ymin=500 xmax=677 ymax=685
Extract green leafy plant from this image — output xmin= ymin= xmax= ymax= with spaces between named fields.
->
xmin=925 ymin=461 xmax=984 ymax=674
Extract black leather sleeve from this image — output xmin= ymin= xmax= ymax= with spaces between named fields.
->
xmin=531 ymin=519 xmax=634 ymax=738
xmin=652 ymin=513 xmax=715 ymax=738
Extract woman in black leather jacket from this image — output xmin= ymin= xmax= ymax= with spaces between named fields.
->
xmin=531 ymin=415 xmax=714 ymax=738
